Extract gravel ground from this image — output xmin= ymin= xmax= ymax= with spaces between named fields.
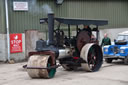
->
xmin=0 ymin=60 xmax=128 ymax=85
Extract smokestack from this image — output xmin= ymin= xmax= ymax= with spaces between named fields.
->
xmin=48 ymin=13 xmax=54 ymax=45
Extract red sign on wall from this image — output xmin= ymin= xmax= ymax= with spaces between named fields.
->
xmin=10 ymin=33 xmax=22 ymax=53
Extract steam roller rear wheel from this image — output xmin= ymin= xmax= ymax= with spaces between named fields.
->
xmin=27 ymin=55 xmax=56 ymax=78
xmin=80 ymin=43 xmax=103 ymax=72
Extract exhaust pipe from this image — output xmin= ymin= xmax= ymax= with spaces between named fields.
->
xmin=48 ymin=13 xmax=54 ymax=45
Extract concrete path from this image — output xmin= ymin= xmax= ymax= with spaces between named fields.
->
xmin=0 ymin=60 xmax=128 ymax=85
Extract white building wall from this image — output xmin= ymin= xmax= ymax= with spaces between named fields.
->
xmin=0 ymin=34 xmax=7 ymax=61
xmin=0 ymin=32 xmax=46 ymax=62
xmin=0 ymin=33 xmax=26 ymax=62
xmin=0 ymin=29 xmax=128 ymax=62
xmin=99 ymin=28 xmax=128 ymax=45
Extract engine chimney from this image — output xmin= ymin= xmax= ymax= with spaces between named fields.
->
xmin=48 ymin=13 xmax=54 ymax=45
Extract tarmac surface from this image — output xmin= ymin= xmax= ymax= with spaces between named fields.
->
xmin=0 ymin=60 xmax=128 ymax=85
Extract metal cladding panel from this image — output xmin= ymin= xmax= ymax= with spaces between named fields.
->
xmin=67 ymin=0 xmax=128 ymax=28
xmin=8 ymin=0 xmax=69 ymax=33
xmin=7 ymin=0 xmax=128 ymax=33
xmin=0 ymin=0 xmax=6 ymax=33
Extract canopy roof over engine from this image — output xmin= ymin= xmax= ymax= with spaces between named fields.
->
xmin=40 ymin=17 xmax=108 ymax=26
xmin=55 ymin=18 xmax=108 ymax=26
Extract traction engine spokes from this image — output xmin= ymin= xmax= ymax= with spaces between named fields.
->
xmin=80 ymin=43 xmax=103 ymax=72
xmin=88 ymin=47 xmax=97 ymax=70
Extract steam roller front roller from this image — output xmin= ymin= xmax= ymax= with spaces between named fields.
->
xmin=80 ymin=43 xmax=103 ymax=72
xmin=27 ymin=55 xmax=56 ymax=78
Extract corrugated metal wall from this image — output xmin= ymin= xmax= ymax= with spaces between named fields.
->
xmin=0 ymin=0 xmax=6 ymax=33
xmin=67 ymin=0 xmax=128 ymax=28
xmin=6 ymin=0 xmax=128 ymax=33
xmin=8 ymin=0 xmax=69 ymax=33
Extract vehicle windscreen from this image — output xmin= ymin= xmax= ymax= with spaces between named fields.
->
xmin=117 ymin=35 xmax=128 ymax=41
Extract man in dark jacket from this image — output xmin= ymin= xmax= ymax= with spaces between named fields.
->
xmin=101 ymin=33 xmax=111 ymax=46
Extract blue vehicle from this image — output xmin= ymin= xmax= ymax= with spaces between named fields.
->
xmin=103 ymin=31 xmax=128 ymax=64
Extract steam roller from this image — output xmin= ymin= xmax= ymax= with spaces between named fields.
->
xmin=25 ymin=13 xmax=108 ymax=78
xmin=27 ymin=55 xmax=56 ymax=78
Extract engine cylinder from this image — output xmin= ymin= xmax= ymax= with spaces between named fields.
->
xmin=58 ymin=49 xmax=71 ymax=59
